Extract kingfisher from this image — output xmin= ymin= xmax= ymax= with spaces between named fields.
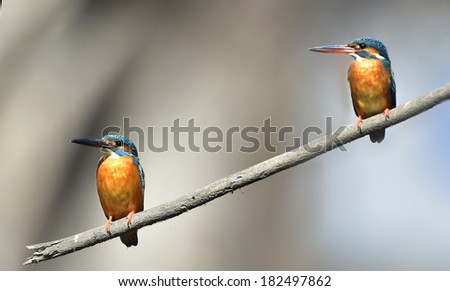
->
xmin=308 ymin=37 xmax=396 ymax=143
xmin=71 ymin=134 xmax=145 ymax=247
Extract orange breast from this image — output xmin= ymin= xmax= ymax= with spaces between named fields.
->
xmin=347 ymin=59 xmax=393 ymax=118
xmin=96 ymin=156 xmax=144 ymax=220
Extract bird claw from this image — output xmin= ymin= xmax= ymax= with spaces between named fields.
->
xmin=383 ymin=108 xmax=390 ymax=120
xmin=105 ymin=216 xmax=113 ymax=234
xmin=356 ymin=116 xmax=363 ymax=132
xmin=126 ymin=211 xmax=135 ymax=226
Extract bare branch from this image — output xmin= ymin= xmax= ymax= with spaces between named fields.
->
xmin=24 ymin=83 xmax=450 ymax=265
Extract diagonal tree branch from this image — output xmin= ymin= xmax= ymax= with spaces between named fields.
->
xmin=24 ymin=83 xmax=450 ymax=265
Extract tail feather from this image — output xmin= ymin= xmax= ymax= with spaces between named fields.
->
xmin=370 ymin=129 xmax=385 ymax=143
xmin=120 ymin=230 xmax=138 ymax=247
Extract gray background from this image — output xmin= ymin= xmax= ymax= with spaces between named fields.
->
xmin=1 ymin=0 xmax=450 ymax=270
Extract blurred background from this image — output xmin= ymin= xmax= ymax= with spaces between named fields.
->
xmin=1 ymin=0 xmax=450 ymax=270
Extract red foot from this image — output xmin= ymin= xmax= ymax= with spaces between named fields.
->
xmin=105 ymin=216 xmax=113 ymax=234
xmin=126 ymin=211 xmax=135 ymax=225
xmin=356 ymin=115 xmax=363 ymax=130
xmin=383 ymin=108 xmax=390 ymax=119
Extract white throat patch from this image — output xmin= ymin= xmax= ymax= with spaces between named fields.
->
xmin=350 ymin=53 xmax=363 ymax=62
xmin=350 ymin=53 xmax=385 ymax=61
xmin=101 ymin=148 xmax=120 ymax=159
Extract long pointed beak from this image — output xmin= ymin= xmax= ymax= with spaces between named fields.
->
xmin=308 ymin=44 xmax=356 ymax=54
xmin=71 ymin=138 xmax=109 ymax=149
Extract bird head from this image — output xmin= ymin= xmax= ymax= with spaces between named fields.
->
xmin=308 ymin=37 xmax=391 ymax=62
xmin=71 ymin=134 xmax=139 ymax=157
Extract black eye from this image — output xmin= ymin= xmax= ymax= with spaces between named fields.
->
xmin=359 ymin=43 xmax=366 ymax=49
xmin=115 ymin=140 xmax=123 ymax=146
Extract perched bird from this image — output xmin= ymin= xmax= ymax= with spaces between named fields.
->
xmin=71 ymin=135 xmax=145 ymax=247
xmin=309 ymin=37 xmax=396 ymax=143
